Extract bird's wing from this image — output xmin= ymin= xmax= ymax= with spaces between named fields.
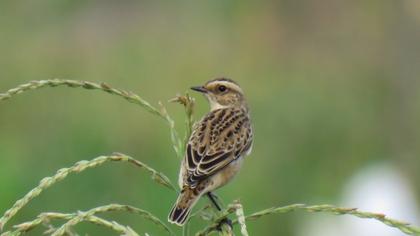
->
xmin=184 ymin=108 xmax=253 ymax=187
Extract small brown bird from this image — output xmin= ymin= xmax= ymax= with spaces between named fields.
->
xmin=168 ymin=78 xmax=253 ymax=226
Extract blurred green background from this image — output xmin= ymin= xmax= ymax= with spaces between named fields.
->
xmin=1 ymin=1 xmax=420 ymax=235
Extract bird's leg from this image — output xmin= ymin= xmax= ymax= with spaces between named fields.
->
xmin=209 ymin=192 xmax=222 ymax=203
xmin=207 ymin=192 xmax=233 ymax=231
xmin=217 ymin=218 xmax=233 ymax=232
xmin=207 ymin=192 xmax=222 ymax=211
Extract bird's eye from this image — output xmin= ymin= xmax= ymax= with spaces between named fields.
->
xmin=218 ymin=85 xmax=227 ymax=92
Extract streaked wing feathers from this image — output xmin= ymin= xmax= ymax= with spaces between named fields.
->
xmin=184 ymin=108 xmax=252 ymax=187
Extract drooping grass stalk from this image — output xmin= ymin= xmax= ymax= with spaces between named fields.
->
xmin=159 ymin=102 xmax=184 ymax=159
xmin=198 ymin=203 xmax=420 ymax=236
xmin=0 ymin=79 xmax=183 ymax=159
xmin=243 ymin=204 xmax=420 ymax=235
xmin=49 ymin=204 xmax=174 ymax=236
xmin=0 ymin=153 xmax=176 ymax=231
xmin=183 ymin=94 xmax=195 ymax=141
xmin=232 ymin=202 xmax=248 ymax=236
xmin=169 ymin=93 xmax=196 ymax=156
xmin=2 ymin=210 xmax=141 ymax=236
xmin=11 ymin=212 xmax=73 ymax=235
xmin=0 ymin=79 xmax=160 ymax=117
xmin=81 ymin=215 xmax=140 ymax=236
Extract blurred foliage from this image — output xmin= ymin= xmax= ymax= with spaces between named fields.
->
xmin=0 ymin=1 xmax=419 ymax=235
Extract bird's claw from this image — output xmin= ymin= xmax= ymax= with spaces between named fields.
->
xmin=216 ymin=217 xmax=233 ymax=231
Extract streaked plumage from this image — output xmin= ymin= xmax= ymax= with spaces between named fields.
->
xmin=168 ymin=78 xmax=253 ymax=226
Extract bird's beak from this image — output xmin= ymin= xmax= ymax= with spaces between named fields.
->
xmin=190 ymin=86 xmax=208 ymax=93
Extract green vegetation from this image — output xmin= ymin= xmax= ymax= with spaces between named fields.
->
xmin=1 ymin=80 xmax=419 ymax=235
xmin=1 ymin=2 xmax=419 ymax=235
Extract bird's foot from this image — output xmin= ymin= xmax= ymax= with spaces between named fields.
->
xmin=216 ymin=217 xmax=233 ymax=231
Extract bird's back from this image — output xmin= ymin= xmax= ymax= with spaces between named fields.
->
xmin=181 ymin=107 xmax=253 ymax=188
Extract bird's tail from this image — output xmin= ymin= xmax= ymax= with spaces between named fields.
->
xmin=168 ymin=188 xmax=201 ymax=226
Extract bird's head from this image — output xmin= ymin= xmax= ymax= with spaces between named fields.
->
xmin=191 ymin=78 xmax=247 ymax=111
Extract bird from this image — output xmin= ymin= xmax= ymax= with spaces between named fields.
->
xmin=168 ymin=78 xmax=253 ymax=226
